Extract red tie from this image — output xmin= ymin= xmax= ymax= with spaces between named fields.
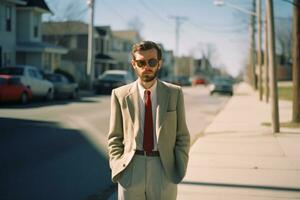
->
xmin=143 ymin=90 xmax=154 ymax=152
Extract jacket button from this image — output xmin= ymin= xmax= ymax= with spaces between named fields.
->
xmin=123 ymin=164 xmax=126 ymax=167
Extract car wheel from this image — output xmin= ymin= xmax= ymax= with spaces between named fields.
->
xmin=70 ymin=90 xmax=78 ymax=99
xmin=46 ymin=89 xmax=54 ymax=101
xmin=20 ymin=92 xmax=28 ymax=104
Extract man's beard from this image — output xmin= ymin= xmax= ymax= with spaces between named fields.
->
xmin=137 ymin=69 xmax=158 ymax=82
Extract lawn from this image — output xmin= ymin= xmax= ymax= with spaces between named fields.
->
xmin=278 ymin=86 xmax=293 ymax=101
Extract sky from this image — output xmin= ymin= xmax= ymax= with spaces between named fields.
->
xmin=44 ymin=0 xmax=293 ymax=77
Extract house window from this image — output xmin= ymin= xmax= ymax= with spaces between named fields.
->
xmin=34 ymin=26 xmax=38 ymax=37
xmin=5 ymin=5 xmax=12 ymax=32
xmin=33 ymin=14 xmax=39 ymax=38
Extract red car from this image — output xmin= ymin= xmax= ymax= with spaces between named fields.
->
xmin=0 ymin=75 xmax=32 ymax=104
xmin=192 ymin=76 xmax=207 ymax=85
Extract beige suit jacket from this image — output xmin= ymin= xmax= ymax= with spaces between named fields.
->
xmin=107 ymin=80 xmax=190 ymax=184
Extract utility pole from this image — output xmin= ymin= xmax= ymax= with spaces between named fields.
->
xmin=257 ymin=0 xmax=263 ymax=100
xmin=264 ymin=11 xmax=270 ymax=103
xmin=87 ymin=0 xmax=95 ymax=90
xmin=249 ymin=0 xmax=257 ymax=89
xmin=266 ymin=0 xmax=280 ymax=133
xmin=169 ymin=16 xmax=188 ymax=56
xmin=292 ymin=0 xmax=300 ymax=123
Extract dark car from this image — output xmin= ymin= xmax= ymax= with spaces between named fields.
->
xmin=162 ymin=76 xmax=191 ymax=86
xmin=209 ymin=77 xmax=234 ymax=96
xmin=44 ymin=73 xmax=79 ymax=99
xmin=0 ymin=75 xmax=32 ymax=104
xmin=93 ymin=70 xmax=134 ymax=94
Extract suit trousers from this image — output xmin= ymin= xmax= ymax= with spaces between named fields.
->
xmin=117 ymin=154 xmax=177 ymax=200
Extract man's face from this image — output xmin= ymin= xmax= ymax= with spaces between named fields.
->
xmin=131 ymin=48 xmax=162 ymax=82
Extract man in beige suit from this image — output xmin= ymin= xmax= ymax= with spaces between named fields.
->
xmin=108 ymin=41 xmax=190 ymax=200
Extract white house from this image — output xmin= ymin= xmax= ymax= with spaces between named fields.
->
xmin=0 ymin=0 xmax=67 ymax=71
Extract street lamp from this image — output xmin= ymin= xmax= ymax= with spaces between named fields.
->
xmin=214 ymin=0 xmax=257 ymax=16
xmin=86 ymin=0 xmax=95 ymax=90
xmin=214 ymin=0 xmax=280 ymax=133
xmin=214 ymin=0 xmax=257 ymax=89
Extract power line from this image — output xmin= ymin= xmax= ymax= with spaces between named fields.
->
xmin=281 ymin=0 xmax=299 ymax=7
xmin=99 ymin=0 xmax=129 ymax=24
xmin=139 ymin=0 xmax=173 ymax=26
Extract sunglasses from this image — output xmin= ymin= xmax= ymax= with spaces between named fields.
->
xmin=134 ymin=58 xmax=159 ymax=68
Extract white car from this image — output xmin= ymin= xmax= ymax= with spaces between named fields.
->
xmin=0 ymin=65 xmax=54 ymax=100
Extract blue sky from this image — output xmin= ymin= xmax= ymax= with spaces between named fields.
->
xmin=44 ymin=0 xmax=293 ymax=77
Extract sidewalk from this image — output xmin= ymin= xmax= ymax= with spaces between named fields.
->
xmin=178 ymin=82 xmax=300 ymax=199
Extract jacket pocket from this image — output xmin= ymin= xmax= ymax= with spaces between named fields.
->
xmin=117 ymin=159 xmax=134 ymax=188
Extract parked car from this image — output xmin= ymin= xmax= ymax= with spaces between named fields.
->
xmin=209 ymin=77 xmax=234 ymax=96
xmin=44 ymin=73 xmax=79 ymax=99
xmin=0 ymin=65 xmax=54 ymax=100
xmin=162 ymin=75 xmax=191 ymax=86
xmin=93 ymin=70 xmax=134 ymax=94
xmin=0 ymin=75 xmax=32 ymax=104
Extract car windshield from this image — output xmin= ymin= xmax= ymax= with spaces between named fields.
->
xmin=0 ymin=67 xmax=24 ymax=75
xmin=212 ymin=78 xmax=232 ymax=85
xmin=100 ymin=73 xmax=126 ymax=81
xmin=45 ymin=74 xmax=61 ymax=82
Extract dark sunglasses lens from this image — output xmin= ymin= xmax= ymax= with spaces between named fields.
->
xmin=136 ymin=60 xmax=146 ymax=68
xmin=148 ymin=59 xmax=158 ymax=67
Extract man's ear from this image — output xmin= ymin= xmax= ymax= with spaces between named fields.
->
xmin=131 ymin=60 xmax=136 ymax=69
xmin=158 ymin=59 xmax=163 ymax=70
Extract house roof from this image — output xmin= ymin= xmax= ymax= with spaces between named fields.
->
xmin=112 ymin=30 xmax=141 ymax=42
xmin=16 ymin=41 xmax=68 ymax=54
xmin=95 ymin=53 xmax=114 ymax=60
xmin=42 ymin=21 xmax=89 ymax=35
xmin=95 ymin=26 xmax=112 ymax=37
xmin=5 ymin=0 xmax=26 ymax=5
xmin=18 ymin=0 xmax=51 ymax=13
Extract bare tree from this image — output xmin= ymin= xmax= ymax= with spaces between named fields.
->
xmin=44 ymin=0 xmax=88 ymax=22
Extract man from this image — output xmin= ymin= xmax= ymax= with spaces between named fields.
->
xmin=108 ymin=41 xmax=190 ymax=200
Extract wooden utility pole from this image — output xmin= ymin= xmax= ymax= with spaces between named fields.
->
xmin=87 ymin=0 xmax=95 ymax=90
xmin=266 ymin=0 xmax=280 ymax=133
xmin=257 ymin=0 xmax=263 ymax=100
xmin=264 ymin=11 xmax=270 ymax=103
xmin=292 ymin=0 xmax=300 ymax=123
xmin=249 ymin=0 xmax=257 ymax=89
xmin=169 ymin=15 xmax=188 ymax=56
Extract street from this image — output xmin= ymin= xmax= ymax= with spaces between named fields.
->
xmin=0 ymin=85 xmax=230 ymax=200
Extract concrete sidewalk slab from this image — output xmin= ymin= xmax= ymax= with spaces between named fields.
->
xmin=178 ymin=83 xmax=300 ymax=200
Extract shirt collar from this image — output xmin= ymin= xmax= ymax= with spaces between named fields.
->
xmin=137 ymin=79 xmax=157 ymax=98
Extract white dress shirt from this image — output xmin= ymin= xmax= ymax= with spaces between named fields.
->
xmin=137 ymin=80 xmax=158 ymax=151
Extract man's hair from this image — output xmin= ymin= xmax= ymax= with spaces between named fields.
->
xmin=131 ymin=41 xmax=162 ymax=60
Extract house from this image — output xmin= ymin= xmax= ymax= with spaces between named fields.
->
xmin=42 ymin=21 xmax=96 ymax=85
xmin=0 ymin=0 xmax=67 ymax=71
xmin=42 ymin=22 xmax=143 ymax=84
xmin=110 ymin=30 xmax=142 ymax=73
xmin=194 ymin=57 xmax=214 ymax=79
xmin=175 ymin=56 xmax=196 ymax=77
xmin=94 ymin=26 xmax=117 ymax=77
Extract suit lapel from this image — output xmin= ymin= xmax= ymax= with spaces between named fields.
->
xmin=157 ymin=80 xmax=169 ymax=138
xmin=125 ymin=81 xmax=140 ymax=128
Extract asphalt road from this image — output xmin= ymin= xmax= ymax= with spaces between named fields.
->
xmin=0 ymin=85 xmax=230 ymax=200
